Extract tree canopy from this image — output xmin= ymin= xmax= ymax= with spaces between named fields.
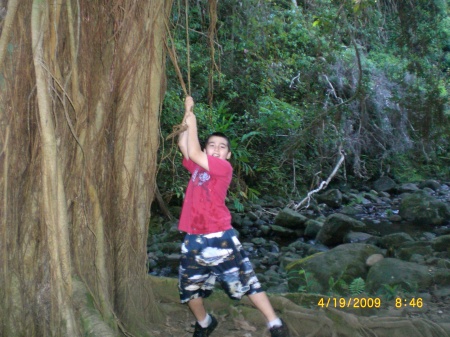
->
xmin=159 ymin=0 xmax=450 ymax=210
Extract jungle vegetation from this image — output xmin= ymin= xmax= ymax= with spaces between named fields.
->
xmin=159 ymin=0 xmax=450 ymax=210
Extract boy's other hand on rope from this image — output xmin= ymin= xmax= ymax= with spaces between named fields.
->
xmin=184 ymin=95 xmax=194 ymax=113
xmin=184 ymin=96 xmax=195 ymax=127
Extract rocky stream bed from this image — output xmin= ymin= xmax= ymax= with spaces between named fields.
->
xmin=147 ymin=178 xmax=450 ymax=336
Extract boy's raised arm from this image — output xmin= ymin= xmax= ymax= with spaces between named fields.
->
xmin=184 ymin=96 xmax=209 ymax=171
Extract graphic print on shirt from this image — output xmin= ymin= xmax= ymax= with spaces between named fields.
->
xmin=191 ymin=168 xmax=211 ymax=186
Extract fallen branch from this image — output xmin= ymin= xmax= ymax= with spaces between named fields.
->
xmin=292 ymin=146 xmax=345 ymax=211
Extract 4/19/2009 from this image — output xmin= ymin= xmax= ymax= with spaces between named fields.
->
xmin=317 ymin=297 xmax=382 ymax=308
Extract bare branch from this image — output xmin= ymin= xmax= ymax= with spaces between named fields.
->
xmin=289 ymin=72 xmax=301 ymax=89
xmin=292 ymin=146 xmax=345 ymax=211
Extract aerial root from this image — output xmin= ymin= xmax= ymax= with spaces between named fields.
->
xmin=166 ymin=123 xmax=188 ymax=140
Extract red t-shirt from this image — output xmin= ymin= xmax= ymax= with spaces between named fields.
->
xmin=178 ymin=155 xmax=233 ymax=234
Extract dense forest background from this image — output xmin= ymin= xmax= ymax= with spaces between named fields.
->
xmin=158 ymin=0 xmax=450 ymax=211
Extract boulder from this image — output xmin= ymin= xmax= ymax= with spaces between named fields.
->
xmin=373 ymin=176 xmax=397 ymax=192
xmin=432 ymin=234 xmax=450 ymax=252
xmin=287 ymin=240 xmax=315 ymax=256
xmin=363 ymin=193 xmax=383 ymax=204
xmin=270 ymin=224 xmax=298 ymax=237
xmin=315 ymin=213 xmax=367 ymax=246
xmin=399 ymin=190 xmax=450 ymax=226
xmin=418 ymin=179 xmax=442 ymax=191
xmin=398 ymin=183 xmax=420 ymax=193
xmin=344 ymin=231 xmax=373 ymax=244
xmin=304 ymin=219 xmax=323 ymax=239
xmin=379 ymin=232 xmax=414 ymax=249
xmin=397 ymin=241 xmax=433 ymax=261
xmin=316 ymin=189 xmax=343 ymax=208
xmin=340 ymin=205 xmax=362 ymax=216
xmin=274 ymin=207 xmax=308 ymax=229
xmin=286 ymin=243 xmax=381 ymax=293
xmin=366 ymin=258 xmax=433 ymax=293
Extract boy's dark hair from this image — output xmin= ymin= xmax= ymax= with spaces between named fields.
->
xmin=204 ymin=132 xmax=231 ymax=151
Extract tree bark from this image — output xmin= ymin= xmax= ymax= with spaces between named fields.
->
xmin=0 ymin=0 xmax=173 ymax=336
xmin=0 ymin=0 xmax=19 ymax=73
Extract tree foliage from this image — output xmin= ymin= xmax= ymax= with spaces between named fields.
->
xmin=159 ymin=0 xmax=450 ymax=207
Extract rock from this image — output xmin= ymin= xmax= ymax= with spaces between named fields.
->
xmin=280 ymin=252 xmax=303 ymax=269
xmin=433 ymin=286 xmax=450 ymax=297
xmin=432 ymin=234 xmax=450 ymax=252
xmin=260 ymin=252 xmax=281 ymax=266
xmin=231 ymin=213 xmax=244 ymax=227
xmin=260 ymin=224 xmax=271 ymax=235
xmin=286 ymin=243 xmax=381 ymax=294
xmin=422 ymin=187 xmax=435 ymax=195
xmin=433 ymin=268 xmax=450 ymax=286
xmin=433 ymin=226 xmax=450 ymax=236
xmin=242 ymin=218 xmax=254 ymax=227
xmin=388 ymin=214 xmax=402 ymax=222
xmin=316 ymin=189 xmax=343 ymax=208
xmin=379 ymin=232 xmax=414 ymax=249
xmin=373 ymin=176 xmax=397 ymax=192
xmin=344 ymin=231 xmax=373 ymax=243
xmin=254 ymin=219 xmax=267 ymax=227
xmin=304 ymin=219 xmax=323 ymax=239
xmin=345 ymin=193 xmax=372 ymax=205
xmin=419 ymin=179 xmax=442 ymax=191
xmin=167 ymin=253 xmax=181 ymax=261
xmin=270 ymin=224 xmax=297 ymax=237
xmin=274 ymin=207 xmax=308 ymax=229
xmin=397 ymin=241 xmax=433 ymax=261
xmin=399 ymin=190 xmax=450 ymax=226
xmin=366 ymin=253 xmax=384 ymax=266
xmin=379 ymin=191 xmax=391 ymax=198
xmin=409 ymin=254 xmax=425 ymax=264
xmin=247 ymin=211 xmax=259 ymax=221
xmin=416 ymin=233 xmax=437 ymax=242
xmin=287 ymin=241 xmax=315 ymax=258
xmin=315 ymin=213 xmax=367 ymax=246
xmin=266 ymin=283 xmax=289 ymax=293
xmin=398 ymin=183 xmax=420 ymax=193
xmin=251 ymin=237 xmax=267 ymax=246
xmin=366 ymin=258 xmax=433 ymax=293
xmin=363 ymin=192 xmax=382 ymax=204
xmin=340 ymin=205 xmax=362 ymax=216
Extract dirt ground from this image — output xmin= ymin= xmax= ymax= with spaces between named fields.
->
xmin=148 ymin=276 xmax=450 ymax=337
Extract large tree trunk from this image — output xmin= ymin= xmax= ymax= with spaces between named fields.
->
xmin=0 ymin=1 xmax=172 ymax=336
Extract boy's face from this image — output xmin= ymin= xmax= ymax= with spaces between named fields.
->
xmin=204 ymin=136 xmax=231 ymax=160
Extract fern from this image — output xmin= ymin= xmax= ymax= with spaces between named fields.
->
xmin=349 ymin=277 xmax=366 ymax=296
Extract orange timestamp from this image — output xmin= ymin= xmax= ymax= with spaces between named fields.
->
xmin=317 ymin=297 xmax=382 ymax=309
xmin=394 ymin=297 xmax=423 ymax=308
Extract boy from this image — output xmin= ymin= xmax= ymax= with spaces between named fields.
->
xmin=177 ymin=96 xmax=290 ymax=337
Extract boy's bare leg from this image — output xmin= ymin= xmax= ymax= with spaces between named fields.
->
xmin=248 ymin=292 xmax=278 ymax=322
xmin=188 ymin=297 xmax=207 ymax=321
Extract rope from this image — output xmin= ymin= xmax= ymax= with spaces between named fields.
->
xmin=185 ymin=0 xmax=191 ymax=95
xmin=165 ymin=0 xmax=192 ymax=140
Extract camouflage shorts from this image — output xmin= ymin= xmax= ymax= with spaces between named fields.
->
xmin=178 ymin=229 xmax=263 ymax=303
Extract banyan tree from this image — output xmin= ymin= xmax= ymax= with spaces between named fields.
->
xmin=1 ymin=0 xmax=172 ymax=336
